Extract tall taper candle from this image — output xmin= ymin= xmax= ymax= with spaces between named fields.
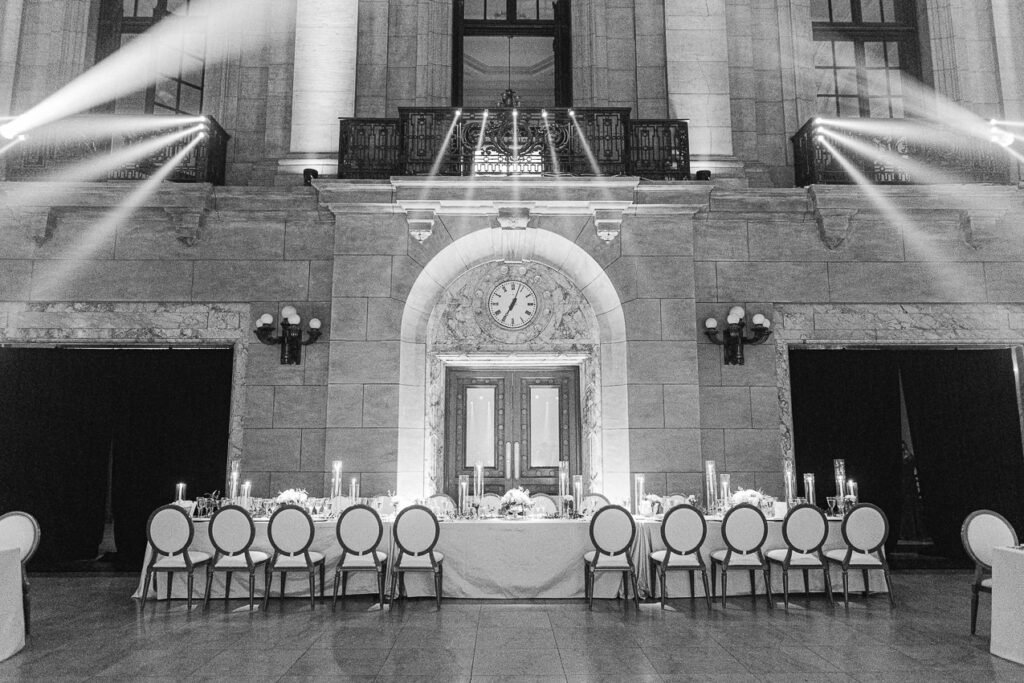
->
xmin=573 ymin=474 xmax=583 ymax=513
xmin=704 ymin=460 xmax=718 ymax=511
xmin=175 ymin=482 xmax=186 ymax=502
xmin=803 ymin=472 xmax=816 ymax=506
xmin=331 ymin=460 xmax=343 ymax=498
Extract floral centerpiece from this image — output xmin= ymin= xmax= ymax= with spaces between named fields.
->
xmin=276 ymin=488 xmax=308 ymax=505
xmin=501 ymin=486 xmax=532 ymax=516
xmin=640 ymin=493 xmax=663 ymax=516
xmin=731 ymin=488 xmax=766 ymax=507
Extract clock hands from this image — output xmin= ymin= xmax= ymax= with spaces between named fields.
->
xmin=501 ymin=283 xmax=522 ymax=324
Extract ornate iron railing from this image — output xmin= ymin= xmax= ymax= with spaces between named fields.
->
xmin=339 ymin=107 xmax=689 ymax=180
xmin=2 ymin=115 xmax=229 ymax=185
xmin=792 ymin=117 xmax=1015 ymax=186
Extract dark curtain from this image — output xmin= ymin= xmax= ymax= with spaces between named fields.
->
xmin=789 ymin=350 xmax=903 ymax=554
xmin=898 ymin=350 xmax=1024 ymax=560
xmin=0 ymin=347 xmax=233 ymax=571
xmin=110 ymin=349 xmax=233 ymax=568
xmin=0 ymin=349 xmax=112 ymax=566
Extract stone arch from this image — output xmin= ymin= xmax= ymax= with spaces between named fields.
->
xmin=396 ymin=226 xmax=629 ymax=500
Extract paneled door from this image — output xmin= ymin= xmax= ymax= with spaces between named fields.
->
xmin=445 ymin=366 xmax=580 ymax=496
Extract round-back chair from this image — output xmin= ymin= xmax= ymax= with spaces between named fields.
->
xmin=142 ymin=504 xmax=210 ymax=611
xmin=650 ymin=504 xmax=711 ymax=609
xmin=583 ymin=505 xmax=639 ymax=610
xmin=530 ymin=492 xmax=558 ymax=515
xmin=0 ymin=511 xmax=40 ymax=633
xmin=265 ymin=504 xmax=325 ymax=610
xmin=391 ymin=505 xmax=444 ymax=609
xmin=962 ymin=509 xmax=1018 ymax=634
xmin=824 ymin=503 xmax=895 ymax=608
xmin=427 ymin=493 xmax=456 ymax=518
xmin=709 ymin=503 xmax=772 ymax=609
xmin=580 ymin=492 xmax=611 ymax=516
xmin=766 ymin=503 xmax=833 ymax=609
xmin=479 ymin=492 xmax=502 ymax=515
xmin=203 ymin=505 xmax=268 ymax=611
xmin=333 ymin=504 xmax=388 ymax=610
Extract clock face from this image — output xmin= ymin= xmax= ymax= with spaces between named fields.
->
xmin=488 ymin=280 xmax=537 ymax=330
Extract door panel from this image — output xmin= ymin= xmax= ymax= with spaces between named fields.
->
xmin=446 ymin=366 xmax=580 ymax=496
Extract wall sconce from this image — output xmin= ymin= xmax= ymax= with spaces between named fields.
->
xmin=255 ymin=305 xmax=322 ymax=365
xmin=704 ymin=306 xmax=771 ymax=365
xmin=302 ymin=168 xmax=319 ymax=186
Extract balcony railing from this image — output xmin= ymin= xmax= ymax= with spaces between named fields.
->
xmin=2 ymin=115 xmax=229 ymax=185
xmin=339 ymin=107 xmax=689 ymax=180
xmin=792 ymin=117 xmax=1015 ymax=187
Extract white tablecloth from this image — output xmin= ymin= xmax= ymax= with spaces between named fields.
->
xmin=991 ymin=546 xmax=1024 ymax=663
xmin=0 ymin=548 xmax=25 ymax=662
xmin=636 ymin=517 xmax=885 ymax=598
xmin=133 ymin=517 xmax=629 ymax=601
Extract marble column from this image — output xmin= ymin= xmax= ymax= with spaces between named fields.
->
xmin=281 ymin=0 xmax=359 ymax=178
xmin=664 ymin=0 xmax=737 ymax=166
xmin=0 ymin=0 xmax=24 ymax=116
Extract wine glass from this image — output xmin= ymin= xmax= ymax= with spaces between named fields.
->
xmin=826 ymin=496 xmax=838 ymax=516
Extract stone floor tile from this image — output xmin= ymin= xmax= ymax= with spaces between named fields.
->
xmin=470 ymin=647 xmax=564 ymax=676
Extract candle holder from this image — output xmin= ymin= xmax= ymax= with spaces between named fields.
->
xmin=803 ymin=473 xmax=816 ymax=506
xmin=558 ymin=462 xmax=569 ymax=517
xmin=241 ymin=481 xmax=252 ymax=511
xmin=633 ymin=473 xmax=646 ymax=516
xmin=572 ymin=474 xmax=583 ymax=514
xmin=474 ymin=462 xmax=484 ymax=506
xmin=331 ymin=460 xmax=343 ymax=498
xmin=833 ymin=459 xmax=846 ymax=499
xmin=349 ymin=477 xmax=360 ymax=501
xmin=175 ymin=482 xmax=186 ymax=502
xmin=704 ymin=460 xmax=718 ymax=513
xmin=717 ymin=473 xmax=731 ymax=514
xmin=459 ymin=475 xmax=469 ymax=515
xmin=783 ymin=458 xmax=796 ymax=506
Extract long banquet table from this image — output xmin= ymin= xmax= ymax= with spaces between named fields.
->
xmin=134 ymin=514 xmax=885 ymax=602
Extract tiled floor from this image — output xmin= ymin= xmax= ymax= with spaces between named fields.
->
xmin=1 ymin=571 xmax=1021 ymax=682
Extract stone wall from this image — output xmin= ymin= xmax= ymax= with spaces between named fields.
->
xmin=2 ymin=178 xmax=1024 ymax=504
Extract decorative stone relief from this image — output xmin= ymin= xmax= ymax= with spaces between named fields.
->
xmin=424 ymin=260 xmax=603 ymax=494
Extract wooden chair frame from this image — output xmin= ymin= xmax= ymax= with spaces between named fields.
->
xmin=390 ymin=505 xmax=444 ymax=609
xmin=141 ymin=504 xmax=210 ymax=611
xmin=710 ymin=503 xmax=772 ymax=609
xmin=333 ymin=504 xmax=388 ymax=611
xmin=264 ymin=504 xmax=326 ymax=611
xmin=650 ymin=503 xmax=712 ymax=609
xmin=825 ymin=503 xmax=896 ymax=608
xmin=584 ymin=505 xmax=640 ymax=610
xmin=961 ymin=508 xmax=1017 ymax=635
xmin=767 ymin=503 xmax=834 ymax=610
xmin=203 ymin=505 xmax=268 ymax=611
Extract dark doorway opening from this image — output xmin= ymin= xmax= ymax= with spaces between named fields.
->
xmin=789 ymin=347 xmax=1024 ymax=569
xmin=0 ymin=347 xmax=233 ymax=572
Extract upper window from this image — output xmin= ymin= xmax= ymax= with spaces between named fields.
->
xmin=97 ymin=0 xmax=206 ymax=116
xmin=811 ymin=0 xmax=920 ymax=118
xmin=453 ymin=0 xmax=572 ymax=107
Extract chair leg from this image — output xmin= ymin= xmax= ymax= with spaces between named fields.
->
xmin=700 ymin=568 xmax=712 ymax=609
xmin=721 ymin=568 xmax=728 ymax=608
xmin=224 ymin=571 xmax=232 ymax=605
xmin=203 ymin=567 xmax=213 ymax=611
xmin=142 ymin=569 xmax=153 ymax=609
xmin=587 ymin=568 xmax=594 ymax=611
xmin=883 ymin=567 xmax=896 ymax=608
xmin=659 ymin=566 xmax=667 ymax=609
xmin=630 ymin=570 xmax=640 ymax=609
xmin=320 ymin=563 xmax=325 ymax=601
xmin=688 ymin=571 xmax=695 ymax=602
xmin=186 ymin=572 xmax=194 ymax=612
xmin=862 ymin=568 xmax=870 ymax=598
xmin=583 ymin=563 xmax=590 ymax=601
xmin=378 ymin=565 xmax=386 ymax=610
xmin=389 ymin=570 xmax=399 ymax=608
xmin=435 ymin=564 xmax=444 ymax=609
xmin=763 ymin=566 xmax=773 ymax=609
xmin=332 ymin=571 xmax=340 ymax=612
xmin=748 ymin=569 xmax=756 ymax=605
xmin=781 ymin=566 xmax=790 ymax=611
xmin=802 ymin=568 xmax=810 ymax=603
xmin=262 ymin=567 xmax=271 ymax=611
xmin=842 ymin=569 xmax=850 ymax=608
xmin=23 ymin=585 xmax=30 ymax=636
xmin=166 ymin=571 xmax=173 ymax=602
xmin=280 ymin=571 xmax=287 ymax=602
xmin=711 ymin=563 xmax=717 ymax=599
xmin=971 ymin=585 xmax=980 ymax=635
xmin=823 ymin=566 xmax=835 ymax=607
xmin=308 ymin=570 xmax=316 ymax=610
xmin=249 ymin=571 xmax=256 ymax=611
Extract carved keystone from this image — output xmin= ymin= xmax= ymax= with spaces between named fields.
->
xmin=404 ymin=208 xmax=437 ymax=243
xmin=593 ymin=208 xmax=624 ymax=242
xmin=165 ymin=208 xmax=207 ymax=247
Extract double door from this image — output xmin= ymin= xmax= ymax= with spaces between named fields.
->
xmin=445 ymin=367 xmax=580 ymax=496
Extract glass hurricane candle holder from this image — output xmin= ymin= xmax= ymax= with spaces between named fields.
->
xmin=803 ymin=473 xmax=816 ymax=506
xmin=783 ymin=458 xmax=796 ymax=505
xmin=331 ymin=460 xmax=343 ymax=498
xmin=704 ymin=460 xmax=718 ymax=512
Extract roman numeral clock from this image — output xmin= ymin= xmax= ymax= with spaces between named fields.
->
xmin=488 ymin=279 xmax=537 ymax=330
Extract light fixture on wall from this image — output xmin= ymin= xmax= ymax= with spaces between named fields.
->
xmin=255 ymin=305 xmax=322 ymax=365
xmin=704 ymin=306 xmax=772 ymax=365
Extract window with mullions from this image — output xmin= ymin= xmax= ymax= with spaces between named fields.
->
xmin=453 ymin=0 xmax=571 ymax=107
xmin=97 ymin=0 xmax=206 ymax=116
xmin=811 ymin=0 xmax=920 ymax=118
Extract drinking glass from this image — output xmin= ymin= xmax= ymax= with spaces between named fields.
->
xmin=826 ymin=496 xmax=837 ymax=516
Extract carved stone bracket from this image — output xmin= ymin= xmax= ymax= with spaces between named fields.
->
xmin=164 ymin=207 xmax=208 ymax=247
xmin=808 ymin=187 xmax=855 ymax=250
xmin=593 ymin=207 xmax=625 ymax=242
xmin=958 ymin=210 xmax=980 ymax=250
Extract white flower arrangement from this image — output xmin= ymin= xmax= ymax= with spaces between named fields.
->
xmin=501 ymin=486 xmax=532 ymax=507
xmin=276 ymin=488 xmax=308 ymax=505
xmin=731 ymin=488 xmax=766 ymax=506
xmin=644 ymin=493 xmax=662 ymax=504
